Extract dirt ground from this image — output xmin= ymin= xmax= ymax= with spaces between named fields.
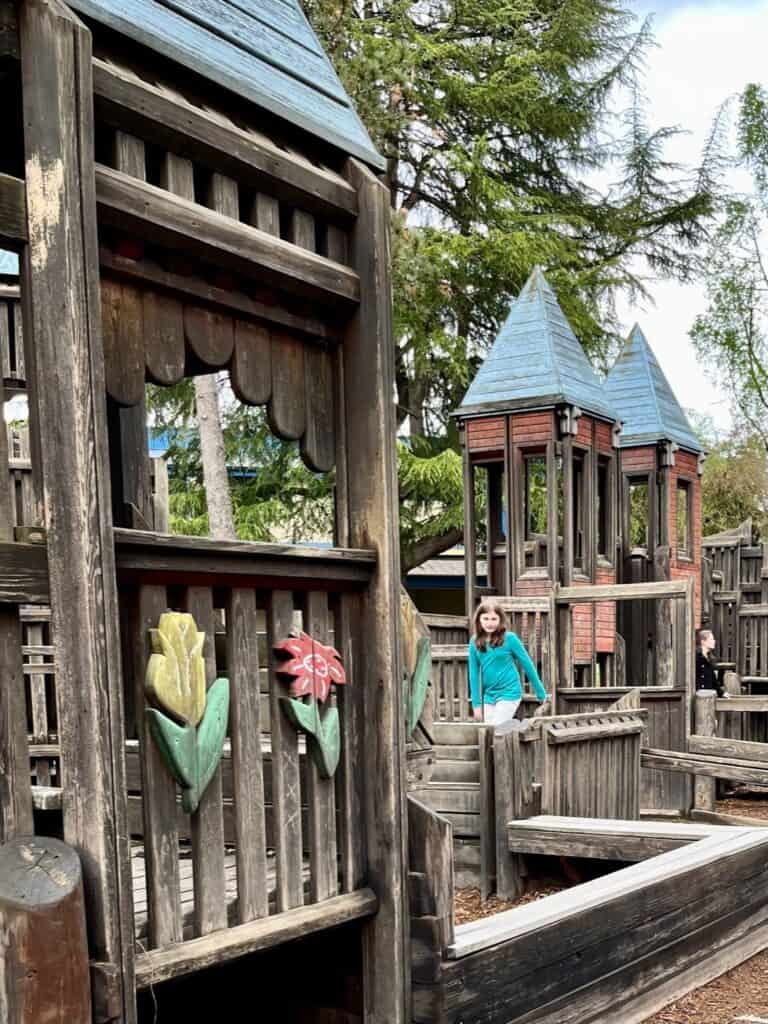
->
xmin=453 ymin=884 xmax=566 ymax=925
xmin=642 ymin=948 xmax=768 ymax=1023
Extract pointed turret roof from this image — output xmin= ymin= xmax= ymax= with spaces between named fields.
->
xmin=455 ymin=267 xmax=619 ymax=422
xmin=67 ymin=0 xmax=383 ymax=170
xmin=604 ymin=324 xmax=702 ymax=453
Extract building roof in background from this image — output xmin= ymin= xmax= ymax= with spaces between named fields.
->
xmin=455 ymin=267 xmax=619 ymax=422
xmin=605 ymin=324 xmax=703 ymax=453
xmin=67 ymin=0 xmax=384 ymax=170
xmin=0 ymin=251 xmax=19 ymax=277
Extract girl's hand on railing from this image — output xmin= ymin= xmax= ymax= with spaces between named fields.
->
xmin=473 ymin=707 xmax=483 ymax=722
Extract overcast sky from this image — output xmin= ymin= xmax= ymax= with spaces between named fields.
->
xmin=616 ymin=0 xmax=768 ymax=433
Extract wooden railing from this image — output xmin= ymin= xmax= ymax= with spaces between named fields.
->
xmin=111 ymin=532 xmax=377 ymax=985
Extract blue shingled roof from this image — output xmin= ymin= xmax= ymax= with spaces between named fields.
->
xmin=68 ymin=0 xmax=384 ymax=171
xmin=0 ymin=251 xmax=19 ymax=277
xmin=456 ymin=267 xmax=619 ymax=422
xmin=605 ymin=324 xmax=703 ymax=453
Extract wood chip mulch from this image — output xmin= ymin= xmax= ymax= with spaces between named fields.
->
xmin=717 ymin=789 xmax=768 ymax=821
xmin=453 ymin=884 xmax=566 ymax=925
xmin=643 ymin=948 xmax=768 ymax=1023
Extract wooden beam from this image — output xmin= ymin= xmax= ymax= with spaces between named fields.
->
xmin=113 ymin=528 xmax=375 ymax=585
xmin=342 ymin=158 xmax=408 ymax=1024
xmin=95 ymin=166 xmax=360 ymax=306
xmin=134 ymin=888 xmax=377 ymax=988
xmin=19 ymin=1 xmax=136 ymax=1015
xmin=556 ymin=579 xmax=689 ymax=604
xmin=715 ymin=697 xmax=768 ymax=712
xmin=99 ymin=246 xmax=340 ymax=343
xmin=641 ymin=748 xmax=768 ymax=784
xmin=690 ymin=733 xmax=768 ymax=763
xmin=92 ymin=58 xmax=357 ymax=222
xmin=0 ymin=541 xmax=49 ymax=604
xmin=505 ymin=815 xmax=731 ymax=863
xmin=0 ymin=173 xmax=27 ymax=249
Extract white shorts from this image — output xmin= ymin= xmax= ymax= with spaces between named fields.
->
xmin=483 ymin=699 xmax=521 ymax=726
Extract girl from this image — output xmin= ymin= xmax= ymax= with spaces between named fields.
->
xmin=695 ymin=628 xmax=725 ymax=697
xmin=469 ymin=599 xmax=548 ymax=725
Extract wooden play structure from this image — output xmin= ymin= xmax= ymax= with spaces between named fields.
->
xmin=0 ymin=1 xmax=406 ymax=1020
xmin=2 ymin=3 xmax=768 ymax=1021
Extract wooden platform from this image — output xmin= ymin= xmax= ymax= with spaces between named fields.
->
xmin=130 ymin=845 xmax=310 ymax=942
xmin=505 ymin=815 xmax=737 ymax=862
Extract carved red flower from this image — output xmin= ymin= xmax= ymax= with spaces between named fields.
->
xmin=274 ymin=631 xmax=347 ymax=703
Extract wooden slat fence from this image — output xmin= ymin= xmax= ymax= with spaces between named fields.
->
xmin=480 ymin=705 xmax=645 ymax=899
xmin=113 ymin=537 xmax=374 ymax=986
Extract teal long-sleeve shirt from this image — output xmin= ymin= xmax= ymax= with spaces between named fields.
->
xmin=468 ymin=631 xmax=547 ymax=708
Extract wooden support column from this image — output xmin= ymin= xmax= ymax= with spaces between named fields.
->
xmin=693 ymin=690 xmax=717 ymax=812
xmin=19 ymin=2 xmax=135 ymax=1019
xmin=0 ymin=837 xmax=91 ymax=1023
xmin=654 ymin=545 xmax=674 ymax=686
xmin=106 ymin=131 xmax=152 ymax=529
xmin=461 ymin=429 xmax=476 ymax=618
xmin=546 ymin=437 xmax=558 ymax=584
xmin=0 ymin=607 xmax=33 ymax=842
xmin=342 ymin=158 xmax=407 ymax=1024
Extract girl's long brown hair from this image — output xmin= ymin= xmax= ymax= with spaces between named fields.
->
xmin=696 ymin=628 xmax=715 ymax=664
xmin=472 ymin=599 xmax=508 ymax=652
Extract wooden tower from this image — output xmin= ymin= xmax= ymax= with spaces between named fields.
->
xmin=605 ymin=324 xmax=705 ymax=685
xmin=455 ymin=268 xmax=621 ymax=684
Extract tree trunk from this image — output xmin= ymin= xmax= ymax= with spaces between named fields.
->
xmin=194 ymin=373 xmax=236 ymax=539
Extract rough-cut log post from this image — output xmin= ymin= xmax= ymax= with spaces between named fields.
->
xmin=19 ymin=2 xmax=135 ymax=1017
xmin=694 ymin=690 xmax=717 ymax=812
xmin=342 ymin=158 xmax=407 ymax=1024
xmin=0 ymin=837 xmax=91 ymax=1023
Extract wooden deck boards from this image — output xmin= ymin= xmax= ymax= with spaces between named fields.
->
xmin=130 ymin=845 xmax=310 ymax=942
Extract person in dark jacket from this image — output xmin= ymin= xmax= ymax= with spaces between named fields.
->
xmin=696 ymin=628 xmax=725 ymax=697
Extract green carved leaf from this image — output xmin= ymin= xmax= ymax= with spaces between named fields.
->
xmin=194 ymin=677 xmax=230 ymax=808
xmin=408 ymin=636 xmax=431 ymax=738
xmin=146 ymin=709 xmax=196 ymax=789
xmin=281 ymin=698 xmax=340 ymax=778
xmin=314 ymin=707 xmax=341 ymax=778
xmin=281 ymin=695 xmax=320 ymax=738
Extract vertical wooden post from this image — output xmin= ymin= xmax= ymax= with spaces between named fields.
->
xmin=477 ymin=725 xmax=495 ymax=900
xmin=461 ymin=429 xmax=476 ymax=618
xmin=0 ymin=607 xmax=33 ymax=842
xmin=546 ymin=436 xmax=558 ymax=585
xmin=693 ymin=690 xmax=717 ymax=812
xmin=0 ymin=837 xmax=91 ymax=1024
xmin=342 ymin=158 xmax=408 ymax=1024
xmin=0 ymin=403 xmax=13 ymax=540
xmin=19 ymin=2 xmax=135 ymax=1017
xmin=654 ymin=545 xmax=674 ymax=686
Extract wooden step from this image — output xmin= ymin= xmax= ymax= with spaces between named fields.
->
xmin=419 ymin=782 xmax=480 ymax=814
xmin=431 ymin=761 xmax=480 ymax=784
xmin=432 ymin=722 xmax=478 ymax=745
xmin=433 ymin=744 xmax=479 ymax=762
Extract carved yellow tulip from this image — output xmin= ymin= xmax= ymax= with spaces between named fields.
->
xmin=145 ymin=612 xmax=207 ymax=727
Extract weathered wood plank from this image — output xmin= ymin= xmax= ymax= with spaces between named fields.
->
xmin=408 ymin=796 xmax=454 ymax=948
xmin=268 ymin=329 xmax=306 ymax=441
xmin=557 ymin=580 xmax=689 ymax=604
xmin=185 ymin=586 xmax=227 ymax=935
xmin=690 ymin=733 xmax=768 ymax=763
xmin=92 ymin=57 xmax=358 ymax=221
xmin=95 ymin=166 xmax=360 ymax=307
xmin=134 ymin=585 xmax=182 ymax=947
xmin=641 ymin=748 xmax=768 ymax=784
xmin=0 ymin=609 xmax=33 ymax=841
xmin=342 ymin=158 xmax=407 ymax=1022
xmin=225 ymin=588 xmax=269 ymax=922
xmin=268 ymin=590 xmax=304 ymax=911
xmin=0 ymin=173 xmax=27 ymax=249
xmin=19 ymin=2 xmax=135 ymax=1014
xmin=304 ymin=590 xmax=338 ymax=902
xmin=134 ymin=888 xmax=377 ymax=989
xmin=231 ymin=320 xmax=271 ymax=406
xmin=334 ymin=592 xmax=366 ymax=893
xmin=113 ymin=527 xmax=375 ymax=585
